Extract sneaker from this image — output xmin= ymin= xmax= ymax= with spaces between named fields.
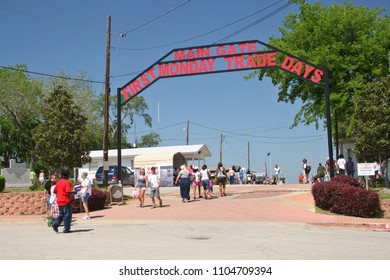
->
xmin=52 ymin=224 xmax=58 ymax=233
xmin=82 ymin=216 xmax=90 ymax=220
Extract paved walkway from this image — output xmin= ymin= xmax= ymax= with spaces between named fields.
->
xmin=2 ymin=183 xmax=389 ymax=230
xmin=2 ymin=183 xmax=390 ymax=260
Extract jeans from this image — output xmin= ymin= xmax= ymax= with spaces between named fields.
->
xmin=229 ymin=176 xmax=235 ymax=184
xmin=53 ymin=202 xmax=72 ymax=232
xmin=47 ymin=194 xmax=51 ymax=209
xmin=180 ymin=178 xmax=190 ymax=199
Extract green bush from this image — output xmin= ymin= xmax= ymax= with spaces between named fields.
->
xmin=312 ymin=175 xmax=383 ymax=218
xmin=0 ymin=176 xmax=5 ymax=192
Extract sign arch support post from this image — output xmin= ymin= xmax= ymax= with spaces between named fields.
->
xmin=116 ymin=40 xmax=335 ymax=181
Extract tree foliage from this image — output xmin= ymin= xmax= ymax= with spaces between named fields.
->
xmin=32 ymin=86 xmax=90 ymax=170
xmin=43 ymin=70 xmax=104 ymax=151
xmin=137 ymin=132 xmax=161 ymax=148
xmin=106 ymin=94 xmax=159 ymax=148
xmin=0 ymin=65 xmax=43 ymax=169
xmin=248 ymin=1 xmax=390 ymax=137
xmin=352 ymin=75 xmax=390 ymax=162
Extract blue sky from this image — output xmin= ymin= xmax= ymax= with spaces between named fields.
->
xmin=1 ymin=0 xmax=388 ymax=183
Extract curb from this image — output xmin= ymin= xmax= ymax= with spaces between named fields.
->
xmin=310 ymin=222 xmax=390 ymax=231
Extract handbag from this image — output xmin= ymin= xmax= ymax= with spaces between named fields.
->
xmin=132 ymin=188 xmax=139 ymax=199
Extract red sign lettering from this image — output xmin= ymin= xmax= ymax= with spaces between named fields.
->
xmin=121 ymin=41 xmax=324 ymax=101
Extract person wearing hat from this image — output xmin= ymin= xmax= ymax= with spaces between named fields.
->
xmin=51 ymin=169 xmax=73 ymax=233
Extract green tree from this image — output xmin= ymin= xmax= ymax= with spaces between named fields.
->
xmin=43 ymin=70 xmax=104 ymax=151
xmin=32 ymin=86 xmax=91 ymax=171
xmin=352 ymin=75 xmax=390 ymax=185
xmin=248 ymin=1 xmax=390 ymax=137
xmin=137 ymin=132 xmax=161 ymax=148
xmin=0 ymin=65 xmax=43 ymax=169
xmin=106 ymin=94 xmax=158 ymax=148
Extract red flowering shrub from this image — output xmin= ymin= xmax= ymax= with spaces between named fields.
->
xmin=331 ymin=174 xmax=361 ymax=187
xmin=330 ymin=186 xmax=382 ymax=218
xmin=312 ymin=179 xmax=383 ymax=218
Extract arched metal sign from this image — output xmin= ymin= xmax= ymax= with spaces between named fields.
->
xmin=117 ymin=40 xmax=334 ymax=180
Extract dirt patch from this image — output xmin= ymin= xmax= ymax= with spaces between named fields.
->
xmin=381 ymin=199 xmax=390 ymax=218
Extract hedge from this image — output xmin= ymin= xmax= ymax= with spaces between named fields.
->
xmin=0 ymin=176 xmax=5 ymax=193
xmin=312 ymin=175 xmax=383 ymax=218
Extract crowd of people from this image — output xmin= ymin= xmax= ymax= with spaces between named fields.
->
xmin=42 ymin=169 xmax=92 ymax=233
xmin=39 ymin=155 xmax=384 ymax=234
xmin=297 ymin=154 xmax=385 ymax=184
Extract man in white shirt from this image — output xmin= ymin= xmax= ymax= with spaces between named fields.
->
xmin=147 ymin=167 xmax=162 ymax=208
xmin=337 ymin=155 xmax=346 ymax=175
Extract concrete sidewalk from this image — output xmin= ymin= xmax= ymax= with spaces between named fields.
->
xmin=1 ymin=184 xmax=390 ymax=260
xmin=2 ymin=183 xmax=388 ymax=230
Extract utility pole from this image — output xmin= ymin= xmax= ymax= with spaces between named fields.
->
xmin=186 ymin=120 xmax=189 ymax=145
xmin=103 ymin=15 xmax=111 ymax=187
xmin=335 ymin=112 xmax=339 ymax=160
xmin=247 ymin=141 xmax=250 ymax=172
xmin=219 ymin=133 xmax=223 ymax=163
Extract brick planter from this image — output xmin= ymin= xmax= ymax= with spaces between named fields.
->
xmin=0 ymin=192 xmax=46 ymax=215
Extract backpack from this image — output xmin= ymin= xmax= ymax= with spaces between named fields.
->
xmin=305 ymin=164 xmax=311 ymax=173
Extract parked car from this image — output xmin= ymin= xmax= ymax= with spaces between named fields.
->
xmin=94 ymin=165 xmax=134 ymax=186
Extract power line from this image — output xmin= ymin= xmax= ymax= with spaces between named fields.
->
xmin=214 ymin=2 xmax=293 ymax=44
xmin=110 ymin=0 xmax=292 ymax=79
xmin=113 ymin=0 xmax=286 ymax=51
xmin=189 ymin=121 xmax=326 ymax=139
xmin=0 ymin=65 xmax=105 ymax=84
xmin=119 ymin=0 xmax=192 ymax=38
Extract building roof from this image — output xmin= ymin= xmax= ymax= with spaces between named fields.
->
xmin=89 ymin=144 xmax=211 ymax=161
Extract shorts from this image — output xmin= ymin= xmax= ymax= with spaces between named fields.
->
xmin=202 ymin=179 xmax=210 ymax=191
xmin=149 ymin=188 xmax=160 ymax=198
xmin=192 ymin=181 xmax=200 ymax=187
xmin=217 ymin=176 xmax=226 ymax=184
xmin=82 ymin=193 xmax=90 ymax=203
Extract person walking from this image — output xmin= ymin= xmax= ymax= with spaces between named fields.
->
xmin=147 ymin=167 xmax=162 ymax=208
xmin=337 ymin=154 xmax=346 ymax=175
xmin=44 ymin=175 xmax=53 ymax=213
xmin=317 ymin=163 xmax=326 ymax=182
xmin=228 ymin=167 xmax=236 ymax=185
xmin=192 ymin=166 xmax=202 ymax=199
xmin=49 ymin=173 xmax=59 ymax=220
xmin=216 ymin=162 xmax=227 ymax=196
xmin=51 ymin=169 xmax=73 ymax=234
xmin=274 ymin=164 xmax=281 ymax=184
xmin=175 ymin=164 xmax=191 ymax=203
xmin=302 ymin=159 xmax=311 ymax=184
xmin=200 ymin=164 xmax=212 ymax=199
xmin=80 ymin=172 xmax=92 ymax=220
xmin=346 ymin=157 xmax=355 ymax=177
xmin=135 ymin=168 xmax=148 ymax=207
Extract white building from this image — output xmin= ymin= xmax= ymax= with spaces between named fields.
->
xmin=78 ymin=144 xmax=211 ymax=181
